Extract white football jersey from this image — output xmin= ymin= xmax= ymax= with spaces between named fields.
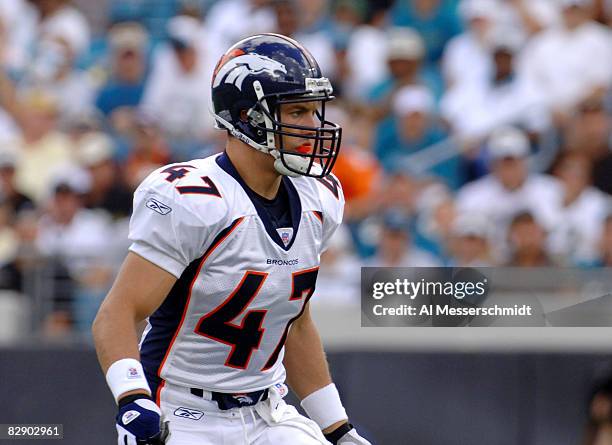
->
xmin=130 ymin=153 xmax=344 ymax=397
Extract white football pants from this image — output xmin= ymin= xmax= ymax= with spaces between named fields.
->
xmin=158 ymin=382 xmax=332 ymax=445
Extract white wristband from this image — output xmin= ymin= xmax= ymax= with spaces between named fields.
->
xmin=105 ymin=358 xmax=151 ymax=403
xmin=300 ymin=383 xmax=348 ymax=429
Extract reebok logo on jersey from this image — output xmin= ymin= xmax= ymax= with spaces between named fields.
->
xmin=174 ymin=407 xmax=204 ymax=421
xmin=146 ymin=198 xmax=172 ymax=215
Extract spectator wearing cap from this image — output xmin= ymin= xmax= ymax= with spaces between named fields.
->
xmin=0 ymin=150 xmax=33 ymax=216
xmin=76 ymin=132 xmax=132 ymax=218
xmin=456 ymin=126 xmax=562 ymax=250
xmin=548 ymin=151 xmax=610 ymax=264
xmin=367 ymin=209 xmax=440 ymax=267
xmin=448 ymin=213 xmax=495 ymax=266
xmin=505 ymin=211 xmax=555 ymax=266
xmin=390 ymin=0 xmax=462 ymax=65
xmin=442 ymin=0 xmax=498 ymax=89
xmin=31 ymin=0 xmax=90 ymax=59
xmin=441 ymin=27 xmax=550 ymax=140
xmin=95 ymin=22 xmax=149 ymax=118
xmin=374 ymin=85 xmax=459 ymax=188
xmin=141 ymin=15 xmax=218 ymax=160
xmin=367 ymin=27 xmax=441 ymax=117
xmin=521 ymin=0 xmax=612 ymax=121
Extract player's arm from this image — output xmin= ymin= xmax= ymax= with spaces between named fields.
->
xmin=284 ymin=303 xmax=371 ymax=445
xmin=92 ymin=251 xmax=177 ymax=390
xmin=92 ymin=252 xmax=176 ymax=445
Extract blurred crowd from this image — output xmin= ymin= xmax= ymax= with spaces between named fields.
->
xmin=0 ymin=0 xmax=610 ymax=337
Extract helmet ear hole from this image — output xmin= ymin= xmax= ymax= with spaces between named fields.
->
xmin=239 ymin=110 xmax=249 ymax=122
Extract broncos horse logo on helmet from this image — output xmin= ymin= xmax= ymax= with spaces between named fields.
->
xmin=212 ymin=54 xmax=288 ymax=91
xmin=211 ymin=33 xmax=341 ymax=178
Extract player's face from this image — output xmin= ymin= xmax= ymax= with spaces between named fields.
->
xmin=493 ymin=157 xmax=527 ymax=190
xmin=276 ymin=101 xmax=320 ymax=155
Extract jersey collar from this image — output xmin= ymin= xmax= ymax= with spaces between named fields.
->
xmin=215 ymin=152 xmax=302 ymax=251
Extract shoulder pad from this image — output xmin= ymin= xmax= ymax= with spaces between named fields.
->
xmin=135 ymin=162 xmax=229 ymax=227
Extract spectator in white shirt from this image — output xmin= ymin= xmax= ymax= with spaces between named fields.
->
xmin=23 ymin=35 xmax=97 ymax=124
xmin=548 ymin=151 xmax=611 ymax=264
xmin=441 ymin=28 xmax=550 ymax=139
xmin=141 ymin=15 xmax=217 ymax=160
xmin=521 ymin=0 xmax=612 ymax=121
xmin=36 ymin=167 xmax=115 ymax=334
xmin=32 ymin=0 xmax=90 ymax=59
xmin=204 ymin=0 xmax=276 ymax=61
xmin=456 ymin=126 xmax=562 ymax=254
xmin=0 ymin=0 xmax=37 ymax=74
xmin=442 ymin=0 xmax=497 ymax=89
xmin=343 ymin=4 xmax=390 ymax=102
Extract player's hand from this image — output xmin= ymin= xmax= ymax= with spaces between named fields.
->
xmin=325 ymin=422 xmax=372 ymax=445
xmin=336 ymin=428 xmax=372 ymax=445
xmin=116 ymin=394 xmax=168 ymax=445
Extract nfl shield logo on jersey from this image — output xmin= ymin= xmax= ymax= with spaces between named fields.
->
xmin=276 ymin=228 xmax=294 ymax=247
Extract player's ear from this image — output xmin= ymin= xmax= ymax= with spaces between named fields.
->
xmin=240 ymin=110 xmax=249 ymax=122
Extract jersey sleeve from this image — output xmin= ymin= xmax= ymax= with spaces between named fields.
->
xmin=316 ymin=174 xmax=345 ymax=253
xmin=128 ymin=168 xmax=227 ymax=278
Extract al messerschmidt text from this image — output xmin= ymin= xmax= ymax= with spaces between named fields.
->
xmin=373 ymin=304 xmax=533 ymax=317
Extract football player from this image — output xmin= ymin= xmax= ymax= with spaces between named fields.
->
xmin=92 ymin=33 xmax=372 ymax=445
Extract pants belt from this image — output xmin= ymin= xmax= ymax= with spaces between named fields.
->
xmin=190 ymin=387 xmax=269 ymax=410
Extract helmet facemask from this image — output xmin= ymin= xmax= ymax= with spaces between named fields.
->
xmin=247 ymin=78 xmax=342 ymax=178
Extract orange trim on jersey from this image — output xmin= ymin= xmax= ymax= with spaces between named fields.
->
xmin=312 ymin=210 xmax=323 ymax=223
xmin=156 ymin=217 xmax=245 ymax=378
xmin=155 ymin=379 xmax=165 ymax=406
